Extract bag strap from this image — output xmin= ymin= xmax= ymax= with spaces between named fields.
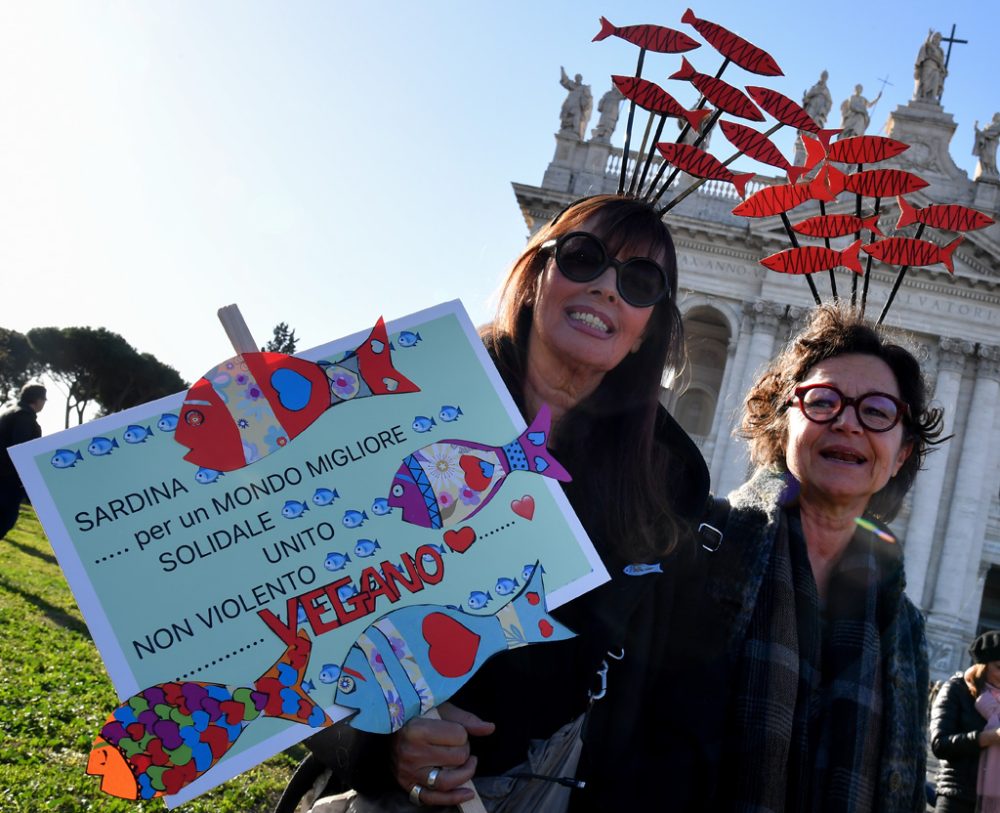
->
xmin=698 ymin=495 xmax=730 ymax=553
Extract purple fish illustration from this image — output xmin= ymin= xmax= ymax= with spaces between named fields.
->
xmin=334 ymin=563 xmax=572 ymax=733
xmin=86 ymin=631 xmax=329 ymax=800
xmin=387 ymin=404 xmax=570 ymax=529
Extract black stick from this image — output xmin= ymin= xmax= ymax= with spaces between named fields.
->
xmin=876 ymin=222 xmax=926 ymax=325
xmin=635 ymin=113 xmax=668 ymax=197
xmin=818 ymin=200 xmax=838 ymax=300
xmin=851 ymin=162 xmax=863 ymax=306
xmin=628 ymin=111 xmax=657 ymax=196
xmin=859 ymin=197 xmax=881 ymax=316
xmin=618 ymin=48 xmax=647 ymax=195
xmin=780 ymin=211 xmax=821 ymax=305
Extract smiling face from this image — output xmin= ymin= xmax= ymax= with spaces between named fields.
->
xmin=785 ymin=353 xmax=912 ymax=515
xmin=528 ymin=218 xmax=659 ymax=378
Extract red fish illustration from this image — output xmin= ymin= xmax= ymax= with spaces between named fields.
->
xmin=821 ymin=164 xmax=929 ymax=198
xmin=593 ymin=17 xmax=700 ymax=53
xmin=87 ymin=631 xmax=329 ymax=800
xmin=656 ymin=142 xmax=754 ymax=198
xmin=745 ymin=87 xmax=840 ymax=144
xmin=862 ymin=236 xmax=963 ymax=273
xmin=718 ymin=120 xmax=804 ymax=183
xmin=896 ymin=195 xmax=996 ymax=232
xmin=731 ymin=168 xmax=836 ymax=218
xmin=791 ymin=213 xmax=884 ymax=239
xmin=669 ymin=58 xmax=764 ymax=121
xmin=760 ymin=240 xmax=863 ymax=276
xmin=612 ymin=76 xmax=711 ymax=131
xmin=680 ymin=9 xmax=782 ymax=76
xmin=175 ymin=318 xmax=419 ymax=472
xmin=825 ymin=135 xmax=909 ymax=165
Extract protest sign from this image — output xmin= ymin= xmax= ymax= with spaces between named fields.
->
xmin=11 ymin=301 xmax=608 ymax=805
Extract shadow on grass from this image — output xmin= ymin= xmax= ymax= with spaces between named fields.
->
xmin=0 ymin=576 xmax=92 ymax=639
xmin=4 ymin=537 xmax=58 ymax=566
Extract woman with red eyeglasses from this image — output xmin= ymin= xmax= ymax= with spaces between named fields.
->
xmin=303 ymin=195 xmax=727 ymax=812
xmin=709 ymin=304 xmax=946 ymax=813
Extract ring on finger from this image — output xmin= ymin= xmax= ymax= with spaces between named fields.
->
xmin=426 ymin=767 xmax=442 ymax=789
xmin=408 ymin=784 xmax=425 ymax=806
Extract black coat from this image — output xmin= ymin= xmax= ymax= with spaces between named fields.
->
xmin=931 ymin=673 xmax=986 ymax=802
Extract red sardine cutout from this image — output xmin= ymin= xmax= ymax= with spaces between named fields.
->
xmin=744 ymin=87 xmax=839 ymax=144
xmin=732 ymin=178 xmax=820 ymax=218
xmin=862 ymin=236 xmax=963 ymax=273
xmin=656 ymin=142 xmax=753 ymax=197
xmin=593 ymin=17 xmax=700 ymax=53
xmin=823 ymin=164 xmax=929 ymax=198
xmin=896 ymin=196 xmax=996 ymax=232
xmin=612 ymin=75 xmax=710 ymax=131
xmin=801 ymin=135 xmax=828 ymax=171
xmin=792 ymin=213 xmax=883 ymax=239
xmin=680 ymin=8 xmax=782 ymax=76
xmin=760 ymin=240 xmax=863 ymax=275
xmin=669 ymin=58 xmax=764 ymax=121
xmin=719 ymin=120 xmax=803 ymax=183
xmin=826 ymin=135 xmax=909 ymax=165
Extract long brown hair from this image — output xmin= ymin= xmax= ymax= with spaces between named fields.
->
xmin=482 ymin=195 xmax=694 ymax=560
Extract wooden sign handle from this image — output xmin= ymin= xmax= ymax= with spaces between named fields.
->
xmin=217 ymin=304 xmax=258 ymax=354
xmin=423 ymin=708 xmax=487 ymax=813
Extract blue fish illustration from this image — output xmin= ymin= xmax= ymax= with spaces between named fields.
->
xmin=343 ymin=510 xmax=368 ymax=528
xmin=324 ymin=552 xmax=351 ymax=571
xmin=88 ymin=437 xmax=119 ymax=457
xmin=439 ymin=405 xmax=463 ymax=422
xmin=419 ymin=544 xmax=446 ymax=568
xmin=313 ymin=488 xmax=340 ymax=506
xmin=195 ymin=467 xmax=223 ymax=485
xmin=302 ymin=679 xmax=315 ymax=693
xmin=623 ymin=563 xmax=663 ymax=576
xmin=334 ymin=564 xmax=572 ymax=733
xmin=157 ymin=413 xmax=179 ymax=432
xmin=353 ymin=539 xmax=381 ymax=558
xmin=318 ymin=664 xmax=341 ymax=684
xmin=337 ymin=583 xmax=359 ymax=602
xmin=522 ymin=563 xmax=546 ymax=583
xmin=397 ymin=331 xmax=422 ymax=348
xmin=371 ymin=497 xmax=392 ymax=516
xmin=495 ymin=577 xmax=519 ymax=596
xmin=282 ymin=500 xmax=309 ymax=519
xmin=411 ymin=416 xmax=435 ymax=433
xmin=468 ymin=590 xmax=492 ymax=610
xmin=123 ymin=425 xmax=154 ymax=444
xmin=51 ymin=449 xmax=83 ymax=469
xmin=297 ymin=604 xmax=309 ymax=625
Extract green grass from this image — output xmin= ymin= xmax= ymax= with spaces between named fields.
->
xmin=0 ymin=506 xmax=306 ymax=813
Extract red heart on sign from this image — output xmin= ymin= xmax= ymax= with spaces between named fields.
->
xmin=511 ymin=495 xmax=535 ymax=520
xmin=443 ymin=526 xmax=476 ymax=553
xmin=423 ymin=612 xmax=481 ymax=678
xmin=538 ymin=619 xmax=554 ymax=638
xmin=460 ymin=455 xmax=493 ymax=492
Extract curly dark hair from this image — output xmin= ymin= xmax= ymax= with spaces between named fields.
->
xmin=740 ymin=304 xmax=946 ymax=522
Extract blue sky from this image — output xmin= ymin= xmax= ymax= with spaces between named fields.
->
xmin=2 ymin=1 xmax=997 ymax=434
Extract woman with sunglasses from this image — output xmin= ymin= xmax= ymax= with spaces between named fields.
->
xmin=709 ymin=304 xmax=945 ymax=813
xmin=304 ymin=195 xmax=724 ymax=811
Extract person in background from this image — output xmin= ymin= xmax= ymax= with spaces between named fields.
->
xmin=0 ymin=383 xmax=46 ymax=539
xmin=931 ymin=632 xmax=1000 ymax=813
xmin=710 ymin=305 xmax=943 ymax=813
xmin=305 ymin=194 xmax=725 ymax=812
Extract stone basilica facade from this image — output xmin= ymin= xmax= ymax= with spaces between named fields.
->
xmin=513 ymin=46 xmax=1000 ymax=680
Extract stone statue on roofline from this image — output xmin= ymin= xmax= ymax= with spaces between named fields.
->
xmin=802 ymin=70 xmax=832 ymax=127
xmin=591 ymin=86 xmax=624 ymax=143
xmin=839 ymin=84 xmax=881 ymax=139
xmin=973 ymin=114 xmax=1000 ymax=180
xmin=559 ymin=67 xmax=592 ymax=141
xmin=914 ymin=30 xmax=947 ymax=102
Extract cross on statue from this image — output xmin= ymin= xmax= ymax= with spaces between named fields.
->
xmin=940 ymin=23 xmax=968 ymax=69
xmin=875 ymin=75 xmax=894 ymax=95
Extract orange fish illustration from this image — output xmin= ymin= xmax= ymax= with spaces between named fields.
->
xmin=669 ymin=58 xmax=764 ymax=121
xmin=862 ymin=236 xmax=963 ymax=273
xmin=612 ymin=76 xmax=711 ymax=131
xmin=792 ymin=213 xmax=883 ymax=239
xmin=760 ymin=240 xmax=863 ymax=275
xmin=745 ymin=87 xmax=840 ymax=143
xmin=825 ymin=135 xmax=909 ymax=165
xmin=719 ymin=120 xmax=804 ymax=183
xmin=593 ymin=17 xmax=700 ymax=52
xmin=895 ymin=196 xmax=996 ymax=232
xmin=656 ymin=142 xmax=754 ymax=197
xmin=680 ymin=8 xmax=782 ymax=76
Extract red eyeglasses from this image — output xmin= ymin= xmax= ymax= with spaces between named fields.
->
xmin=788 ymin=384 xmax=909 ymax=432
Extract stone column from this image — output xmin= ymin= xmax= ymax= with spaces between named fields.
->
xmin=716 ymin=300 xmax=786 ymax=495
xmin=927 ymin=345 xmax=1000 ymax=668
xmin=707 ymin=337 xmax=739 ymax=482
xmin=903 ymin=338 xmax=969 ymax=608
